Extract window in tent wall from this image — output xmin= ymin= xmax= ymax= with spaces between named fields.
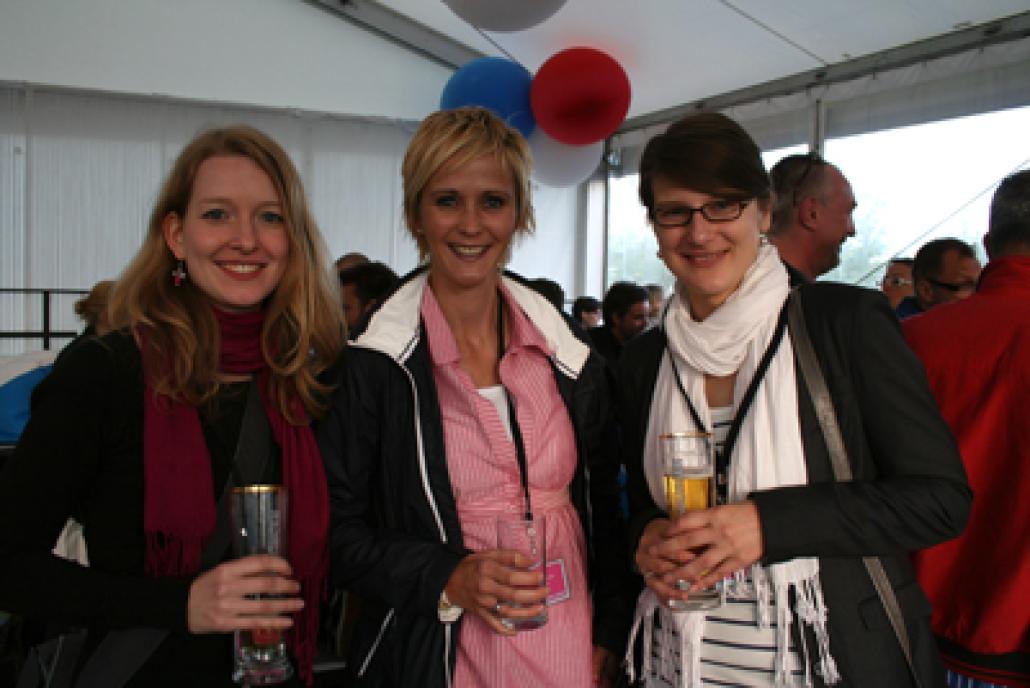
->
xmin=821 ymin=104 xmax=1030 ymax=287
xmin=605 ymin=142 xmax=808 ymax=293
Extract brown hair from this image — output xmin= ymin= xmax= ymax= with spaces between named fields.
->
xmin=638 ymin=112 xmax=771 ymax=218
xmin=74 ymin=280 xmax=114 ymax=331
xmin=402 ymin=107 xmax=534 ymax=261
xmin=107 ymin=125 xmax=344 ymax=422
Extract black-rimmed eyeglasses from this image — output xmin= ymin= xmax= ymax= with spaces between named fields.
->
xmin=792 ymin=152 xmax=825 ymax=207
xmin=653 ymin=199 xmax=751 ymax=228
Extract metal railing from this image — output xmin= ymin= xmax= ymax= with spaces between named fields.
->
xmin=0 ymin=288 xmax=87 ymax=350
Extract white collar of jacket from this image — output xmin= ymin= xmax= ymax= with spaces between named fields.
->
xmin=353 ymin=270 xmax=591 ymax=380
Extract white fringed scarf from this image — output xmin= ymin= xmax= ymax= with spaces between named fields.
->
xmin=624 ymin=244 xmax=840 ymax=687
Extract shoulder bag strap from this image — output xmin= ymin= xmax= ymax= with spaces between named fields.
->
xmin=202 ymin=379 xmax=273 ymax=570
xmin=786 ymin=289 xmax=923 ymax=688
xmin=75 ymin=381 xmax=273 ymax=688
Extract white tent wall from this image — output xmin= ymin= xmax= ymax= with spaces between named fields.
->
xmin=0 ymin=0 xmax=583 ymax=354
xmin=0 ymin=85 xmax=580 ymax=354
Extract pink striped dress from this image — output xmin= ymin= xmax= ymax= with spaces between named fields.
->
xmin=421 ymin=285 xmax=594 ymax=688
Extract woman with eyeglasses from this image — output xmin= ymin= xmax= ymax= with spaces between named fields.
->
xmin=618 ymin=112 xmax=970 ymax=687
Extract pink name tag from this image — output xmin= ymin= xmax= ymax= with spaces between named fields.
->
xmin=545 ymin=558 xmax=570 ymax=605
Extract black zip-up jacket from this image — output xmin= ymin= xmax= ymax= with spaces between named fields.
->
xmin=318 ymin=268 xmax=633 ymax=687
xmin=619 ymin=283 xmax=971 ymax=687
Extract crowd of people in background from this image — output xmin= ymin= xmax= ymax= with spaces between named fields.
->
xmin=0 ymin=105 xmax=1026 ymax=688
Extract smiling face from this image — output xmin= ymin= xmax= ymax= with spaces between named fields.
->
xmin=416 ymin=154 xmax=518 ymax=294
xmin=809 ymin=165 xmax=857 ymax=275
xmin=652 ymin=176 xmax=768 ymax=321
xmin=162 ymin=154 xmax=289 ymax=313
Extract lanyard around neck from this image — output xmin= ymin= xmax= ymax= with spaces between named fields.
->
xmin=496 ymin=293 xmax=533 ymax=521
xmin=665 ymin=302 xmax=789 ymax=501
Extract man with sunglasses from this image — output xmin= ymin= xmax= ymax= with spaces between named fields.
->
xmin=895 ymin=237 xmax=981 ymax=319
xmin=903 ymin=170 xmax=1030 ymax=687
xmin=768 ymin=152 xmax=856 ymax=284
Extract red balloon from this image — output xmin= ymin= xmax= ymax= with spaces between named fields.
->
xmin=530 ymin=47 xmax=631 ymax=145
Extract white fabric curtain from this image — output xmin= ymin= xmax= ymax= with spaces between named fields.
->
xmin=0 ymin=87 xmax=415 ymax=353
xmin=0 ymin=85 xmax=581 ymax=354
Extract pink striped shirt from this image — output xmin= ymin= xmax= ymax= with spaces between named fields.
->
xmin=421 ymin=285 xmax=593 ymax=688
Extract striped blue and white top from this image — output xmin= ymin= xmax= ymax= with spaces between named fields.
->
xmin=648 ymin=406 xmax=806 ymax=687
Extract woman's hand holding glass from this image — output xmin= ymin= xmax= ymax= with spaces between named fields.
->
xmin=444 ymin=550 xmax=548 ymax=635
xmin=186 ymin=554 xmax=303 ymax=634
xmin=637 ymin=501 xmax=764 ymax=604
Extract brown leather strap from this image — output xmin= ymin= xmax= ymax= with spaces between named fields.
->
xmin=787 ymin=288 xmax=922 ymax=688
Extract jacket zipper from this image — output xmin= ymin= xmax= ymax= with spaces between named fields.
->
xmin=357 ymin=609 xmax=394 ymax=677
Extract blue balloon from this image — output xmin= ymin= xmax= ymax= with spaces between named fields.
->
xmin=440 ymin=57 xmax=536 ymax=139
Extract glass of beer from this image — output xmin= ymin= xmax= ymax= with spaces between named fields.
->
xmin=230 ymin=485 xmax=294 ymax=685
xmin=660 ymin=432 xmax=724 ymax=612
xmin=496 ymin=514 xmax=548 ymax=631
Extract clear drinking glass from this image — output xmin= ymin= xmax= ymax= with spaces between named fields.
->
xmin=660 ymin=432 xmax=724 ymax=612
xmin=496 ymin=514 xmax=548 ymax=631
xmin=230 ymin=485 xmax=294 ymax=685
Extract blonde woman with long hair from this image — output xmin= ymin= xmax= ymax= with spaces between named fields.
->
xmin=0 ymin=125 xmax=343 ymax=686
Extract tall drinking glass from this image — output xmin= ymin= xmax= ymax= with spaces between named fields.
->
xmin=496 ymin=514 xmax=548 ymax=631
xmin=230 ymin=485 xmax=294 ymax=685
xmin=660 ymin=432 xmax=724 ymax=612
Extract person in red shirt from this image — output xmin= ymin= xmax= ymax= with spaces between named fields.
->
xmin=904 ymin=169 xmax=1030 ymax=687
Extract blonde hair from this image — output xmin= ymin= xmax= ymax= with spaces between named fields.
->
xmin=108 ymin=125 xmax=344 ymax=422
xmin=402 ymin=107 xmax=535 ymax=261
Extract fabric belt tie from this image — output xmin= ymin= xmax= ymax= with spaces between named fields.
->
xmin=457 ymin=487 xmax=570 ymax=521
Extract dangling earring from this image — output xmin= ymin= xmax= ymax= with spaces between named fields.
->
xmin=171 ymin=260 xmax=186 ymax=287
xmin=656 ymin=250 xmax=664 ymax=259
xmin=759 ymin=233 xmax=770 ymax=247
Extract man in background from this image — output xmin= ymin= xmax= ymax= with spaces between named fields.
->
xmin=528 ymin=277 xmax=566 ymax=313
xmin=334 ymin=251 xmax=369 ymax=272
xmin=880 ymin=257 xmax=914 ymax=310
xmin=588 ymin=282 xmax=649 ymax=364
xmin=769 ymin=153 xmax=857 ymax=284
xmin=895 ymin=238 xmax=981 ymax=319
xmin=572 ymin=296 xmax=601 ymax=330
xmin=338 ymin=261 xmax=398 ymax=338
xmin=644 ymin=283 xmax=665 ymax=328
xmin=903 ymin=170 xmax=1030 ymax=687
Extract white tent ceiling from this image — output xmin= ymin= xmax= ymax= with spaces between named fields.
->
xmin=333 ymin=0 xmax=1030 ymax=126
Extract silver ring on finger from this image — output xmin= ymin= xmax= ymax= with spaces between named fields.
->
xmin=492 ymin=601 xmax=503 ymax=615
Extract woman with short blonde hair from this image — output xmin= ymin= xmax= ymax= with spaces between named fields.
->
xmin=322 ymin=107 xmax=631 ymax=687
xmin=401 ymin=107 xmax=535 ymax=261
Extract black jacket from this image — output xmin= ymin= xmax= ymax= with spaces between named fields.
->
xmin=318 ymin=269 xmax=633 ymax=687
xmin=619 ymin=282 xmax=971 ymax=687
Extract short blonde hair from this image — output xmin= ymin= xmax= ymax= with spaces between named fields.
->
xmin=108 ymin=125 xmax=344 ymax=422
xmin=402 ymin=107 xmax=535 ymax=260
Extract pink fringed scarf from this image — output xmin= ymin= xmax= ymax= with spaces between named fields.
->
xmin=142 ymin=308 xmax=328 ymax=685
